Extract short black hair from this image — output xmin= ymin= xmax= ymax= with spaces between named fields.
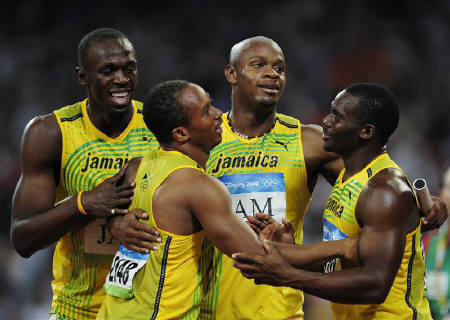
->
xmin=143 ymin=80 xmax=191 ymax=144
xmin=78 ymin=27 xmax=130 ymax=69
xmin=346 ymin=83 xmax=399 ymax=144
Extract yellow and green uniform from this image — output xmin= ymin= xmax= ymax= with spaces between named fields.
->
xmin=97 ymin=149 xmax=210 ymax=320
xmin=323 ymin=153 xmax=431 ymax=320
xmin=200 ymin=113 xmax=311 ymax=319
xmin=51 ymin=99 xmax=158 ymax=320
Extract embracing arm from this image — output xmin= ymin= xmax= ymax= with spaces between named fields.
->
xmin=11 ymin=115 xmax=136 ymax=257
xmin=273 ymin=238 xmax=358 ymax=271
xmin=302 ymin=124 xmax=343 ymax=191
xmin=234 ymin=171 xmax=418 ymax=304
xmin=11 ymin=115 xmax=90 ymax=257
xmin=247 ymin=213 xmax=358 ymax=271
xmin=188 ymin=172 xmax=264 ymax=256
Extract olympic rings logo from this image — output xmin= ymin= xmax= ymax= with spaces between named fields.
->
xmin=260 ymin=179 xmax=278 ymax=187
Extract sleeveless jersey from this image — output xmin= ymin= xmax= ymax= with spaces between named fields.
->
xmin=97 ymin=149 xmax=209 ymax=320
xmin=322 ymin=153 xmax=431 ymax=320
xmin=51 ymin=99 xmax=159 ymax=320
xmin=200 ymin=112 xmax=311 ymax=319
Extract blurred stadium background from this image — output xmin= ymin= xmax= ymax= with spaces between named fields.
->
xmin=0 ymin=1 xmax=449 ymax=319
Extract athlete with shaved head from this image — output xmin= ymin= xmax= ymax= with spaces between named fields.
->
xmin=198 ymin=37 xmax=447 ymax=319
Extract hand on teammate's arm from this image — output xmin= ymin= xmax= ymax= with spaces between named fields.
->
xmin=420 ymin=195 xmax=448 ymax=232
xmin=107 ymin=208 xmax=161 ymax=253
xmin=232 ymin=240 xmax=299 ymax=287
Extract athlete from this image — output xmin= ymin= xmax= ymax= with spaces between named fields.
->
xmin=10 ymin=28 xmax=160 ymax=320
xmin=233 ymin=83 xmax=437 ymax=319
xmin=97 ymin=80 xmax=270 ymax=319
xmin=198 ymin=36 xmax=446 ymax=319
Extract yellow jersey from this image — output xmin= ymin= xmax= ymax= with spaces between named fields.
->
xmin=323 ymin=153 xmax=432 ymax=320
xmin=97 ymin=149 xmax=210 ymax=320
xmin=200 ymin=113 xmax=311 ymax=319
xmin=51 ymin=99 xmax=159 ymax=320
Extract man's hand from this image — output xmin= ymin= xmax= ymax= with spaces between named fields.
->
xmin=247 ymin=213 xmax=295 ymax=244
xmin=421 ymin=196 xmax=448 ymax=232
xmin=108 ymin=208 xmax=161 ymax=253
xmin=232 ymin=240 xmax=296 ymax=287
xmin=81 ymin=164 xmax=135 ymax=217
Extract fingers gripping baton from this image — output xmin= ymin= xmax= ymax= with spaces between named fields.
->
xmin=413 ymin=178 xmax=433 ymax=213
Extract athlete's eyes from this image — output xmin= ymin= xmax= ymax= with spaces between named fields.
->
xmin=126 ymin=65 xmax=137 ymax=73
xmin=100 ymin=68 xmax=113 ymax=75
xmin=274 ymin=65 xmax=284 ymax=73
xmin=250 ymin=61 xmax=264 ymax=68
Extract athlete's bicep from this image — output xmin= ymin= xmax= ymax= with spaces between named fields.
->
xmin=188 ymin=174 xmax=263 ymax=257
xmin=356 ymin=179 xmax=416 ymax=289
xmin=12 ymin=115 xmax=61 ymax=220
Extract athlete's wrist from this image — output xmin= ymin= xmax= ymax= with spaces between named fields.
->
xmin=77 ymin=191 xmax=88 ymax=215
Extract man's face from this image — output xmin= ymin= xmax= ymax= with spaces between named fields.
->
xmin=322 ymin=90 xmax=363 ymax=154
xmin=181 ymin=84 xmax=223 ymax=152
xmin=233 ymin=40 xmax=286 ymax=107
xmin=80 ymin=37 xmax=137 ymax=114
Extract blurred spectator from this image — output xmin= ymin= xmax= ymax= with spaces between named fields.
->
xmin=426 ymin=167 xmax=450 ymax=319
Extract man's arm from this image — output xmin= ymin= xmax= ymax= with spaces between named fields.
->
xmin=11 ymin=115 xmax=135 ymax=257
xmin=247 ymin=213 xmax=358 ymax=270
xmin=233 ymin=170 xmax=418 ymax=304
xmin=302 ymin=124 xmax=343 ymax=191
xmin=187 ymin=171 xmax=265 ymax=256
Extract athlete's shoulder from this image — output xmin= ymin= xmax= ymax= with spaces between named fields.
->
xmin=25 ymin=113 xmax=60 ymax=142
xmin=21 ymin=113 xmax=61 ymax=164
xmin=275 ymin=113 xmax=300 ymax=128
xmin=53 ymin=100 xmax=85 ymax=121
xmin=133 ymin=100 xmax=144 ymax=112
xmin=367 ymin=167 xmax=411 ymax=194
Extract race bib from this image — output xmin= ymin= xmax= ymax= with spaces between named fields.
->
xmin=218 ymin=172 xmax=286 ymax=223
xmin=84 ymin=218 xmax=120 ymax=255
xmin=323 ymin=219 xmax=348 ymax=273
xmin=104 ymin=245 xmax=149 ymax=299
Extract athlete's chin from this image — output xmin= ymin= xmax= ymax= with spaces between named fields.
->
xmin=256 ymin=97 xmax=278 ymax=108
xmin=110 ymin=102 xmax=133 ymax=114
xmin=323 ymin=143 xmax=335 ymax=153
xmin=212 ymin=136 xmax=222 ymax=148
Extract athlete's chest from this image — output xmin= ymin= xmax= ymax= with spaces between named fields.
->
xmin=323 ymin=181 xmax=363 ymax=239
xmin=206 ymin=132 xmax=304 ymax=222
xmin=62 ymin=127 xmax=156 ymax=193
xmin=207 ymin=131 xmax=303 ymax=175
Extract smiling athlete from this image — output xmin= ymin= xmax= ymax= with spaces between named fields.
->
xmin=11 ymin=28 xmax=160 ymax=320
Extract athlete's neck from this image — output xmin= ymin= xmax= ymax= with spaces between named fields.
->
xmin=228 ymin=106 xmax=276 ymax=139
xmin=342 ymin=145 xmax=387 ymax=181
xmin=86 ymin=101 xmax=134 ymax=139
xmin=161 ymin=144 xmax=208 ymax=170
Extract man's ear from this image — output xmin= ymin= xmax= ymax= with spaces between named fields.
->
xmin=224 ymin=64 xmax=237 ymax=85
xmin=172 ymin=126 xmax=189 ymax=143
xmin=360 ymin=124 xmax=376 ymax=140
xmin=76 ymin=67 xmax=88 ymax=86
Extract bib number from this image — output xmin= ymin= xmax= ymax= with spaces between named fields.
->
xmin=104 ymin=245 xmax=149 ymax=299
